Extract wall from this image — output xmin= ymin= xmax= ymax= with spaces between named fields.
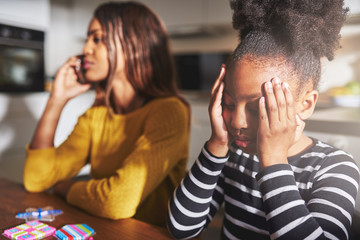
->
xmin=46 ymin=0 xmax=86 ymax=78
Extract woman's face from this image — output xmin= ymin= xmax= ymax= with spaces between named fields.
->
xmin=82 ymin=18 xmax=110 ymax=82
xmin=223 ymin=58 xmax=297 ymax=154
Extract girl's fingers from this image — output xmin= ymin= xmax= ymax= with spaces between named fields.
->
xmin=259 ymin=96 xmax=269 ymax=129
xmin=209 ymin=65 xmax=226 ymax=114
xmin=264 ymin=81 xmax=279 ymax=127
xmin=272 ymin=77 xmax=287 ymax=122
xmin=282 ymin=82 xmax=295 ymax=122
xmin=215 ymin=81 xmax=225 ymax=106
xmin=211 ymin=64 xmax=226 ymax=96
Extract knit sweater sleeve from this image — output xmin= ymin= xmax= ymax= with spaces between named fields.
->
xmin=23 ymin=111 xmax=91 ymax=192
xmin=256 ymin=152 xmax=360 ymax=239
xmin=66 ymin=99 xmax=189 ymax=220
xmin=167 ymin=144 xmax=228 ymax=239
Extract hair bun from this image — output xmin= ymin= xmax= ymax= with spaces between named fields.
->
xmin=231 ymin=0 xmax=348 ymax=60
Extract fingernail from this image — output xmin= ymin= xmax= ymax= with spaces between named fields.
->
xmin=273 ymin=77 xmax=280 ymax=84
xmin=260 ymin=96 xmax=265 ymax=103
xmin=282 ymin=82 xmax=290 ymax=90
xmin=265 ymin=81 xmax=272 ymax=90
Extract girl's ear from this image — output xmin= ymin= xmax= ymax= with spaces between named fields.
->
xmin=297 ymin=90 xmax=319 ymax=120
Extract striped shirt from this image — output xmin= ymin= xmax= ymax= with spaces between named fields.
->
xmin=168 ymin=139 xmax=360 ymax=239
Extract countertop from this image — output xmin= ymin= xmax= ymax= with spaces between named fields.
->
xmin=306 ymin=94 xmax=360 ymax=136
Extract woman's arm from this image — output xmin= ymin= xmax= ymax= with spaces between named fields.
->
xmin=24 ymin=111 xmax=92 ymax=192
xmin=24 ymin=57 xmax=92 ymax=191
xmin=30 ymin=57 xmax=91 ymax=149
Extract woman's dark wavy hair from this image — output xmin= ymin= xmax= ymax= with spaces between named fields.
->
xmin=93 ymin=1 xmax=188 ymax=111
xmin=228 ymin=0 xmax=348 ymax=93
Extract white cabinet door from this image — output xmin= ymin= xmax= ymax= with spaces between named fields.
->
xmin=0 ymin=0 xmax=50 ymax=30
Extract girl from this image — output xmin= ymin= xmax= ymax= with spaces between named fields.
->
xmin=23 ymin=2 xmax=189 ymax=227
xmin=167 ymin=0 xmax=359 ymax=239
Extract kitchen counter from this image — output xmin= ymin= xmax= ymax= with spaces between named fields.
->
xmin=306 ymin=106 xmax=360 ymax=136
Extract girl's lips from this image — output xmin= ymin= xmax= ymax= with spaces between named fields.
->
xmin=234 ymin=137 xmax=254 ymax=148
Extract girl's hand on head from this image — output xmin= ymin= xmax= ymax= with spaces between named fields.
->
xmin=257 ymin=77 xmax=297 ymax=169
xmin=51 ymin=56 xmax=92 ymax=103
xmin=207 ymin=65 xmax=229 ymax=157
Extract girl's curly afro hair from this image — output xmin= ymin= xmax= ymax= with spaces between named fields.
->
xmin=229 ymin=0 xmax=348 ymax=90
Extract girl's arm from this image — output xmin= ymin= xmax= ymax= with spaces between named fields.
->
xmin=257 ymin=78 xmax=360 ymax=239
xmin=256 ymin=154 xmax=359 ymax=239
xmin=207 ymin=65 xmax=229 ymax=157
xmin=168 ymin=66 xmax=229 ymax=239
xmin=167 ymin=145 xmax=228 ymax=239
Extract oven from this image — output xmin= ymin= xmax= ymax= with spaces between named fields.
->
xmin=0 ymin=23 xmax=44 ymax=92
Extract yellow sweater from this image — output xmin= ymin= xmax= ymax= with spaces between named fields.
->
xmin=23 ymin=97 xmax=189 ymax=227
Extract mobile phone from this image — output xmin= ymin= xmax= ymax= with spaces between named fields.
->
xmin=75 ymin=55 xmax=87 ymax=84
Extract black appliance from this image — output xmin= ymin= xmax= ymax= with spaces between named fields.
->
xmin=174 ymin=52 xmax=230 ymax=91
xmin=0 ymin=23 xmax=45 ymax=92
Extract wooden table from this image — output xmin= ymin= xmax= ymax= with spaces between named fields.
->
xmin=0 ymin=177 xmax=173 ymax=239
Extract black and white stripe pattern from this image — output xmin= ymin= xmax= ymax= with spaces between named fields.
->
xmin=167 ymin=139 xmax=360 ymax=239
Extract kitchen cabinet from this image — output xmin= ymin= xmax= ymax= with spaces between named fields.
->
xmin=0 ymin=0 xmax=50 ymax=30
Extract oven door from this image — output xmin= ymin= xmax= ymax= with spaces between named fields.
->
xmin=0 ymin=24 xmax=44 ymax=93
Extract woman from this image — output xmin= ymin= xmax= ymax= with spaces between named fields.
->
xmin=24 ymin=1 xmax=189 ymax=227
xmin=168 ymin=0 xmax=359 ymax=239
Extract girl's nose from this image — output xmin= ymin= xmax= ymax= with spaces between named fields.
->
xmin=231 ymin=107 xmax=248 ymax=131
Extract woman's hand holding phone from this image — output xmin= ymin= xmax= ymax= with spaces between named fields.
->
xmin=207 ymin=65 xmax=229 ymax=157
xmin=51 ymin=56 xmax=92 ymax=104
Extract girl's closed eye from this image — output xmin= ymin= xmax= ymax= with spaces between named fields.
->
xmin=222 ymin=95 xmax=235 ymax=110
xmin=246 ymin=101 xmax=259 ymax=116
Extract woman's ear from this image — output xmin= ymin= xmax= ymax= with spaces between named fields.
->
xmin=297 ymin=90 xmax=318 ymax=120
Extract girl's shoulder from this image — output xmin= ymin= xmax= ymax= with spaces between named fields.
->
xmin=291 ymin=138 xmax=358 ymax=171
xmin=303 ymin=138 xmax=353 ymax=159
